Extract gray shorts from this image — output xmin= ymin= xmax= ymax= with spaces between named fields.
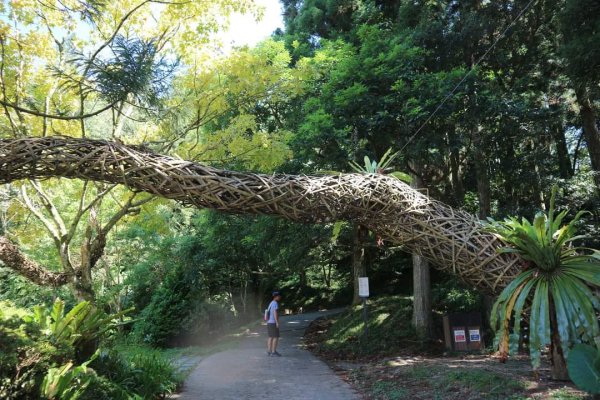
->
xmin=267 ymin=323 xmax=280 ymax=338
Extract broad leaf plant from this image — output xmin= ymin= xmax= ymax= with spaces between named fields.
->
xmin=487 ymin=187 xmax=600 ymax=374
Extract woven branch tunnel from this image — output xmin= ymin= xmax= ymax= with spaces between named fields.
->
xmin=0 ymin=136 xmax=522 ymax=294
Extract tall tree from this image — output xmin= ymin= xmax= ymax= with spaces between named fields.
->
xmin=0 ymin=0 xmax=258 ymax=300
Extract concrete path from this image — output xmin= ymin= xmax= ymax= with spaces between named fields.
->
xmin=174 ymin=310 xmax=361 ymax=400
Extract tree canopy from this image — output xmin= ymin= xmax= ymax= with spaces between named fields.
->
xmin=0 ymin=0 xmax=598 ymax=365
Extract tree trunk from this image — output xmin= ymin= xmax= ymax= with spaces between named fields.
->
xmin=410 ymin=162 xmax=432 ymax=337
xmin=299 ymin=266 xmax=307 ymax=288
xmin=450 ymin=148 xmax=464 ymax=204
xmin=576 ymin=87 xmax=600 ymax=187
xmin=352 ymin=224 xmax=368 ymax=305
xmin=473 ymin=132 xmax=491 ymax=219
xmin=553 ymin=123 xmax=573 ymax=179
xmin=0 ymin=136 xmax=523 ymax=295
xmin=412 ymin=253 xmax=431 ymax=337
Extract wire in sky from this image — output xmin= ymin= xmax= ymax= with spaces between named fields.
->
xmin=399 ymin=0 xmax=538 ymax=153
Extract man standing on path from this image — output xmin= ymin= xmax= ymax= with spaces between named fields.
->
xmin=266 ymin=291 xmax=282 ymax=357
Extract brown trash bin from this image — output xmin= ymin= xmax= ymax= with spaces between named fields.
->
xmin=443 ymin=312 xmax=484 ymax=351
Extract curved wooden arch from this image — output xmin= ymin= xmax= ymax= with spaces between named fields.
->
xmin=0 ymin=136 xmax=521 ymax=294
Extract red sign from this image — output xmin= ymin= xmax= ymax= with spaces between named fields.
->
xmin=454 ymin=329 xmax=466 ymax=343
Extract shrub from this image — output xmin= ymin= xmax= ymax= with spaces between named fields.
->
xmin=24 ymin=299 xmax=131 ymax=361
xmin=0 ymin=300 xmax=178 ymax=400
xmin=89 ymin=345 xmax=183 ymax=399
xmin=79 ymin=375 xmax=138 ymax=400
xmin=431 ymin=278 xmax=483 ymax=313
xmin=41 ymin=354 xmax=98 ymax=400
xmin=0 ymin=301 xmax=73 ymax=399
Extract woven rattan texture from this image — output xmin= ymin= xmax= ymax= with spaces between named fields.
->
xmin=0 ymin=137 xmax=521 ymax=294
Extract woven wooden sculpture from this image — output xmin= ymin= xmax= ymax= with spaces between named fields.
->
xmin=0 ymin=136 xmax=522 ymax=294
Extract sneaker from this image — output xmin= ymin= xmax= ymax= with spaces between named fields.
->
xmin=267 ymin=351 xmax=272 ymax=357
xmin=271 ymin=351 xmax=282 ymax=357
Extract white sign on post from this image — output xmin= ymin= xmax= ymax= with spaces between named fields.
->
xmin=358 ymin=277 xmax=369 ymax=298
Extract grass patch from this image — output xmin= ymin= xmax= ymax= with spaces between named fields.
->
xmin=354 ymin=361 xmax=592 ymax=400
xmin=370 ymin=381 xmax=410 ymax=400
xmin=358 ymin=364 xmax=527 ymax=400
xmin=437 ymin=368 xmax=525 ymax=398
xmin=310 ymin=296 xmax=440 ymax=359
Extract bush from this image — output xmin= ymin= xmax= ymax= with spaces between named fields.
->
xmin=278 ymin=283 xmax=353 ymax=312
xmin=0 ymin=301 xmax=73 ymax=399
xmin=0 ymin=300 xmax=180 ymax=399
xmin=132 ymin=290 xmax=237 ymax=347
xmin=41 ymin=355 xmax=98 ymax=400
xmin=431 ymin=278 xmax=483 ymax=313
xmin=88 ymin=345 xmax=183 ymax=399
xmin=79 ymin=375 xmax=136 ymax=400
xmin=130 ymin=254 xmax=237 ymax=347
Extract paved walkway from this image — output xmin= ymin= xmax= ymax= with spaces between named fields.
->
xmin=174 ymin=310 xmax=360 ymax=400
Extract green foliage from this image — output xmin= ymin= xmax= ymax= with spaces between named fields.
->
xmin=0 ymin=301 xmax=176 ymax=400
xmin=439 ymin=368 xmax=525 ymax=398
xmin=125 ymin=227 xmax=237 ymax=347
xmin=431 ymin=279 xmax=482 ymax=313
xmin=369 ymin=381 xmax=409 ymax=400
xmin=0 ymin=266 xmax=66 ymax=307
xmin=24 ymin=298 xmax=131 ymax=360
xmin=0 ymin=301 xmax=73 ymax=399
xmin=487 ymin=189 xmax=591 ymax=272
xmin=41 ymin=353 xmax=98 ymax=400
xmin=348 ymin=148 xmax=409 ymax=182
xmin=86 ymin=345 xmax=183 ymax=399
xmin=487 ymin=188 xmax=600 ymax=369
xmin=81 ymin=35 xmax=176 ymax=107
xmin=132 ymin=290 xmax=233 ymax=347
xmin=559 ymin=0 xmax=600 ymax=85
xmin=317 ymin=296 xmax=420 ymax=358
xmin=567 ymin=344 xmax=600 ymax=394
xmin=357 ymin=364 xmax=525 ymax=400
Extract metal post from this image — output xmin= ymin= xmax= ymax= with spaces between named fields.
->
xmin=362 ymin=297 xmax=368 ymax=337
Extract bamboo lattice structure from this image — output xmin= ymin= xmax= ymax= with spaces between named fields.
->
xmin=0 ymin=136 xmax=522 ymax=294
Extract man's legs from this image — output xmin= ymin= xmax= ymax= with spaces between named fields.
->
xmin=267 ymin=324 xmax=281 ymax=356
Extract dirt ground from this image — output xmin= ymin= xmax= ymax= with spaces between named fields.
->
xmin=304 ymin=318 xmax=591 ymax=400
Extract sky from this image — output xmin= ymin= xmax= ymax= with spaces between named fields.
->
xmin=220 ymin=0 xmax=285 ymax=49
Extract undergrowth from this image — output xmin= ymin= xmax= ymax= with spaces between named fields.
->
xmin=307 ymin=296 xmax=443 ymax=359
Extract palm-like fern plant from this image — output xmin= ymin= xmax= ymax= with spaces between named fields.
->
xmin=487 ymin=188 xmax=600 ymax=379
xmin=348 ymin=148 xmax=412 ymax=182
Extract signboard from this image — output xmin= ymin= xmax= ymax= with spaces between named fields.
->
xmin=453 ymin=329 xmax=466 ymax=343
xmin=469 ymin=329 xmax=481 ymax=342
xmin=358 ymin=277 xmax=369 ymax=298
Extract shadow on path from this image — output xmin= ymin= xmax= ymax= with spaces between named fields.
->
xmin=173 ymin=309 xmax=360 ymax=400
